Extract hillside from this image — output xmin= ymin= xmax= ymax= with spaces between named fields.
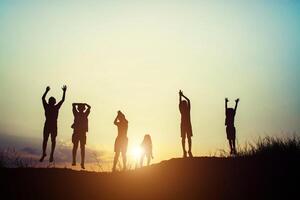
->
xmin=1 ymin=157 xmax=299 ymax=200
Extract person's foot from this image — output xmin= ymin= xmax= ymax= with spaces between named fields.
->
xmin=39 ymin=154 xmax=46 ymax=162
xmin=81 ymin=163 xmax=85 ymax=169
xmin=233 ymin=149 xmax=237 ymax=155
xmin=49 ymin=155 xmax=54 ymax=163
xmin=72 ymin=161 xmax=76 ymax=166
xmin=112 ymin=166 xmax=116 ymax=172
xmin=188 ymin=151 xmax=193 ymax=158
xmin=183 ymin=151 xmax=187 ymax=158
xmin=230 ymin=149 xmax=233 ymax=155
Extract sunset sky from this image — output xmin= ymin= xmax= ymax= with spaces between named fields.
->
xmin=0 ymin=1 xmax=299 ymax=170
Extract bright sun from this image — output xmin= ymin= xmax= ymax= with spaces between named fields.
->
xmin=131 ymin=146 xmax=144 ymax=160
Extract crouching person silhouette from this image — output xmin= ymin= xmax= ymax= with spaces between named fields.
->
xmin=140 ymin=134 xmax=154 ymax=167
xmin=40 ymin=85 xmax=67 ymax=162
xmin=225 ymin=98 xmax=239 ymax=155
xmin=112 ymin=111 xmax=128 ymax=172
xmin=179 ymin=90 xmax=193 ymax=158
xmin=71 ymin=103 xmax=91 ymax=169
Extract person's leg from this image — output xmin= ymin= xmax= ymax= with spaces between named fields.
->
xmin=146 ymin=154 xmax=151 ymax=166
xmin=122 ymin=151 xmax=127 ymax=171
xmin=40 ymin=127 xmax=49 ymax=162
xmin=187 ymin=137 xmax=193 ymax=157
xmin=112 ymin=151 xmax=120 ymax=172
xmin=80 ymin=141 xmax=85 ymax=169
xmin=72 ymin=135 xmax=79 ymax=166
xmin=140 ymin=154 xmax=144 ymax=167
xmin=230 ymin=140 xmax=234 ymax=154
xmin=232 ymin=139 xmax=236 ymax=154
xmin=49 ymin=131 xmax=57 ymax=162
xmin=181 ymin=125 xmax=187 ymax=157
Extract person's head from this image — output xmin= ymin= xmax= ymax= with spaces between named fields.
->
xmin=78 ymin=104 xmax=85 ymax=112
xmin=143 ymin=134 xmax=152 ymax=145
xmin=179 ymin=100 xmax=188 ymax=110
xmin=48 ymin=97 xmax=56 ymax=106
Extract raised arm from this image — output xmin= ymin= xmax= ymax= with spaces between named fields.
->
xmin=42 ymin=86 xmax=50 ymax=107
xmin=225 ymin=98 xmax=228 ymax=113
xmin=72 ymin=103 xmax=78 ymax=115
xmin=179 ymin=90 xmax=183 ymax=104
xmin=234 ymin=98 xmax=239 ymax=112
xmin=85 ymin=103 xmax=91 ymax=116
xmin=56 ymin=85 xmax=67 ymax=108
xmin=114 ymin=114 xmax=119 ymax=125
xmin=182 ymin=93 xmax=191 ymax=109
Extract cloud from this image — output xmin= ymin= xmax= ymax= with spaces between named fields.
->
xmin=0 ymin=133 xmax=113 ymax=171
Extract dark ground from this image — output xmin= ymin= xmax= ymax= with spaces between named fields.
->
xmin=1 ymin=157 xmax=299 ymax=200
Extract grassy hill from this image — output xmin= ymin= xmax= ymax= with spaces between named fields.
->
xmin=1 ymin=155 xmax=299 ymax=200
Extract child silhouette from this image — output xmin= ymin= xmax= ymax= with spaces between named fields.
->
xmin=179 ymin=90 xmax=193 ymax=158
xmin=140 ymin=134 xmax=153 ymax=167
xmin=225 ymin=98 xmax=239 ymax=155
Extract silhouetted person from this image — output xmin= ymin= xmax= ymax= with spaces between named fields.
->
xmin=40 ymin=85 xmax=67 ymax=162
xmin=179 ymin=90 xmax=193 ymax=158
xmin=140 ymin=134 xmax=153 ymax=167
xmin=71 ymin=103 xmax=91 ymax=169
xmin=225 ymin=98 xmax=239 ymax=155
xmin=112 ymin=111 xmax=128 ymax=172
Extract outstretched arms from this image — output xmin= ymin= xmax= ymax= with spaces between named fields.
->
xmin=42 ymin=86 xmax=50 ymax=107
xmin=56 ymin=85 xmax=67 ymax=108
xmin=234 ymin=98 xmax=239 ymax=112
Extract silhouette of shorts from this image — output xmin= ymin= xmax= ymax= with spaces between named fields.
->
xmin=114 ymin=136 xmax=128 ymax=153
xmin=181 ymin=123 xmax=193 ymax=138
xmin=43 ymin=123 xmax=57 ymax=141
xmin=72 ymin=133 xmax=86 ymax=146
xmin=226 ymin=126 xmax=236 ymax=140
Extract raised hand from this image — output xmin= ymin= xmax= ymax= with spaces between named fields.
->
xmin=62 ymin=85 xmax=67 ymax=92
xmin=46 ymin=86 xmax=50 ymax=91
xmin=225 ymin=98 xmax=229 ymax=102
xmin=235 ymin=98 xmax=240 ymax=103
xmin=179 ymin=90 xmax=183 ymax=96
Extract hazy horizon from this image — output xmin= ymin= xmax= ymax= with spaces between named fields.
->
xmin=1 ymin=1 xmax=300 ymax=168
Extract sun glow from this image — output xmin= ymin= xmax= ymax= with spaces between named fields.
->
xmin=131 ymin=146 xmax=144 ymax=160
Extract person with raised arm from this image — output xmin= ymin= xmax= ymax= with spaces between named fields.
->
xmin=225 ymin=98 xmax=239 ymax=155
xmin=40 ymin=85 xmax=67 ymax=162
xmin=179 ymin=90 xmax=193 ymax=158
xmin=71 ymin=103 xmax=91 ymax=169
xmin=112 ymin=111 xmax=128 ymax=172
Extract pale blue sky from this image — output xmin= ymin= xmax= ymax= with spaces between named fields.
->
xmin=0 ymin=1 xmax=300 ymax=165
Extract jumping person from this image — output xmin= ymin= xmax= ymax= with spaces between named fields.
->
xmin=225 ymin=98 xmax=239 ymax=155
xmin=179 ymin=90 xmax=193 ymax=158
xmin=112 ymin=111 xmax=128 ymax=172
xmin=40 ymin=85 xmax=67 ymax=162
xmin=71 ymin=103 xmax=91 ymax=169
xmin=140 ymin=134 xmax=153 ymax=167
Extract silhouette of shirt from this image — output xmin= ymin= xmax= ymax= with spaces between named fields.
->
xmin=179 ymin=102 xmax=191 ymax=125
xmin=72 ymin=110 xmax=89 ymax=133
xmin=43 ymin=103 xmax=62 ymax=126
xmin=225 ymin=109 xmax=236 ymax=127
xmin=115 ymin=119 xmax=128 ymax=138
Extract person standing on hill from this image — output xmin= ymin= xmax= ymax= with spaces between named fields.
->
xmin=112 ymin=111 xmax=128 ymax=172
xmin=40 ymin=85 xmax=67 ymax=162
xmin=225 ymin=98 xmax=239 ymax=155
xmin=71 ymin=103 xmax=91 ymax=169
xmin=140 ymin=134 xmax=154 ymax=167
xmin=179 ymin=90 xmax=193 ymax=158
